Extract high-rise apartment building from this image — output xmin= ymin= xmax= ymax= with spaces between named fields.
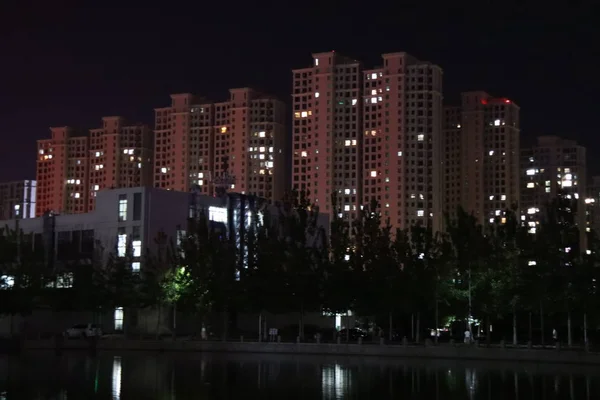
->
xmin=292 ymin=52 xmax=443 ymax=230
xmin=442 ymin=92 xmax=520 ymax=225
xmin=36 ymin=118 xmax=153 ymax=216
xmin=153 ymin=88 xmax=287 ymax=202
xmin=521 ymin=136 xmax=586 ymax=233
xmin=0 ymin=180 xmax=36 ymax=220
xmin=585 ymin=175 xmax=600 ymax=235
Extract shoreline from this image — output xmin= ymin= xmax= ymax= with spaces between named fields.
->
xmin=9 ymin=338 xmax=600 ymax=365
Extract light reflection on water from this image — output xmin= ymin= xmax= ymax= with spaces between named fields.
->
xmin=0 ymin=352 xmax=599 ymax=399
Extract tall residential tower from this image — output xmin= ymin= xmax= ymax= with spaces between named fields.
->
xmin=153 ymin=88 xmax=287 ymax=202
xmin=36 ymin=118 xmax=153 ymax=216
xmin=292 ymin=52 xmax=443 ymax=230
xmin=442 ymin=92 xmax=520 ymax=225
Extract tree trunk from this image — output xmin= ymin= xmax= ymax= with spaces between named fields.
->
xmin=528 ymin=311 xmax=532 ymax=343
xmin=416 ymin=312 xmax=421 ymax=344
xmin=172 ymin=303 xmax=177 ymax=339
xmin=299 ymin=304 xmax=304 ymax=341
xmin=434 ymin=294 xmax=439 ymax=345
xmin=155 ymin=305 xmax=162 ymax=340
xmin=540 ymin=301 xmax=545 ymax=346
xmin=512 ymin=305 xmax=517 ymax=346
xmin=584 ymin=312 xmax=588 ymax=346
xmin=222 ymin=307 xmax=228 ymax=342
xmin=388 ymin=311 xmax=393 ymax=342
xmin=258 ymin=313 xmax=262 ymax=342
xmin=567 ymin=311 xmax=572 ymax=347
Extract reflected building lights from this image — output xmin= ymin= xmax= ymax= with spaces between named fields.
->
xmin=322 ymin=364 xmax=351 ymax=399
xmin=112 ymin=356 xmax=122 ymax=400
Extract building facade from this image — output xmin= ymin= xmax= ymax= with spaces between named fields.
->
xmin=292 ymin=51 xmax=443 ymax=230
xmin=0 ymin=180 xmax=36 ymax=220
xmin=521 ymin=136 xmax=586 ymax=234
xmin=35 ymin=118 xmax=153 ymax=216
xmin=442 ymin=91 xmax=520 ymax=225
xmin=153 ymin=88 xmax=287 ymax=202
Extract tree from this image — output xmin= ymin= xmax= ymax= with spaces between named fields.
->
xmin=276 ymin=190 xmax=326 ymax=340
xmin=446 ymin=208 xmax=488 ymax=339
xmin=0 ymin=225 xmax=48 ymax=335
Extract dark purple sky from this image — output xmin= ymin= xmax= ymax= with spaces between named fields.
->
xmin=1 ymin=1 xmax=598 ymax=181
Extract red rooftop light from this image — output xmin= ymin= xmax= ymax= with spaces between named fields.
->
xmin=481 ymin=99 xmax=488 ymax=105
xmin=505 ymin=99 xmax=511 ymax=103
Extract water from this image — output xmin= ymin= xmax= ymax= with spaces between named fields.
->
xmin=1 ymin=352 xmax=599 ymax=399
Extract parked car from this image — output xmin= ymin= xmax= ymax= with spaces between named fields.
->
xmin=63 ymin=323 xmax=102 ymax=338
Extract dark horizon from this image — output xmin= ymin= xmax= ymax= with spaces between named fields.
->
xmin=1 ymin=2 xmax=598 ymax=181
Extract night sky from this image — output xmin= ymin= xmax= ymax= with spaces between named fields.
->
xmin=1 ymin=1 xmax=598 ymax=182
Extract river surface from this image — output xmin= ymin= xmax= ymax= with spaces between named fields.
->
xmin=0 ymin=352 xmax=599 ymax=399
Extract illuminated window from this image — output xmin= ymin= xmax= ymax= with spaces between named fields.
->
xmin=117 ymin=233 xmax=127 ymax=257
xmin=132 ymin=262 xmax=140 ymax=272
xmin=527 ymin=182 xmax=535 ymax=188
xmin=74 ymin=193 xmax=80 ymax=199
xmin=501 ymin=195 xmax=506 ymax=201
xmin=371 ymin=73 xmax=377 ymax=79
xmin=118 ymin=195 xmax=127 ymax=221
xmin=132 ymin=240 xmax=141 ymax=257
xmin=301 ymin=111 xmax=308 ymax=118
xmin=526 ymin=169 xmax=535 ymax=176
xmin=114 ymin=307 xmax=124 ymax=331
xmin=370 ymin=97 xmax=377 ymax=104
xmin=397 ymin=151 xmax=403 ymax=157
xmin=370 ymin=170 xmax=377 ymax=177
xmin=351 ymin=99 xmax=357 ymax=105
xmin=494 ymin=119 xmax=501 ymax=126
xmin=417 ymin=210 xmax=424 ymax=217
xmin=315 ymin=58 xmax=319 ymax=66
xmin=198 ymin=172 xmax=204 ymax=178
xmin=488 ymin=150 xmax=494 ymax=156
xmin=161 ymin=167 xmax=167 ymax=173
xmin=301 ymin=151 xmax=307 ymax=157
xmin=209 ymin=206 xmax=228 ymax=223
xmin=315 ymin=92 xmax=320 ymax=98
xmin=417 ymin=134 xmax=424 ymax=141
xmin=221 ymin=126 xmax=227 ymax=133
xmin=94 ymin=185 xmax=100 ymax=191
xmin=344 ymin=205 xmax=350 ymax=211
xmin=259 ymin=131 xmax=266 ymax=137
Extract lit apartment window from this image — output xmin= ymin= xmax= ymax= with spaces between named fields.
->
xmin=132 ymin=240 xmax=142 ymax=257
xmin=417 ymin=134 xmax=424 ymax=141
xmin=132 ymin=262 xmax=140 ymax=272
xmin=117 ymin=232 xmax=127 ymax=257
xmin=114 ymin=307 xmax=124 ymax=331
xmin=118 ymin=194 xmax=127 ymax=221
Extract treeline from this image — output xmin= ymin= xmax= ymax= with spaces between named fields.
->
xmin=0 ymin=193 xmax=599 ymax=344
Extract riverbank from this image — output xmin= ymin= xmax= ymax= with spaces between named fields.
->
xmin=10 ymin=338 xmax=600 ymax=365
